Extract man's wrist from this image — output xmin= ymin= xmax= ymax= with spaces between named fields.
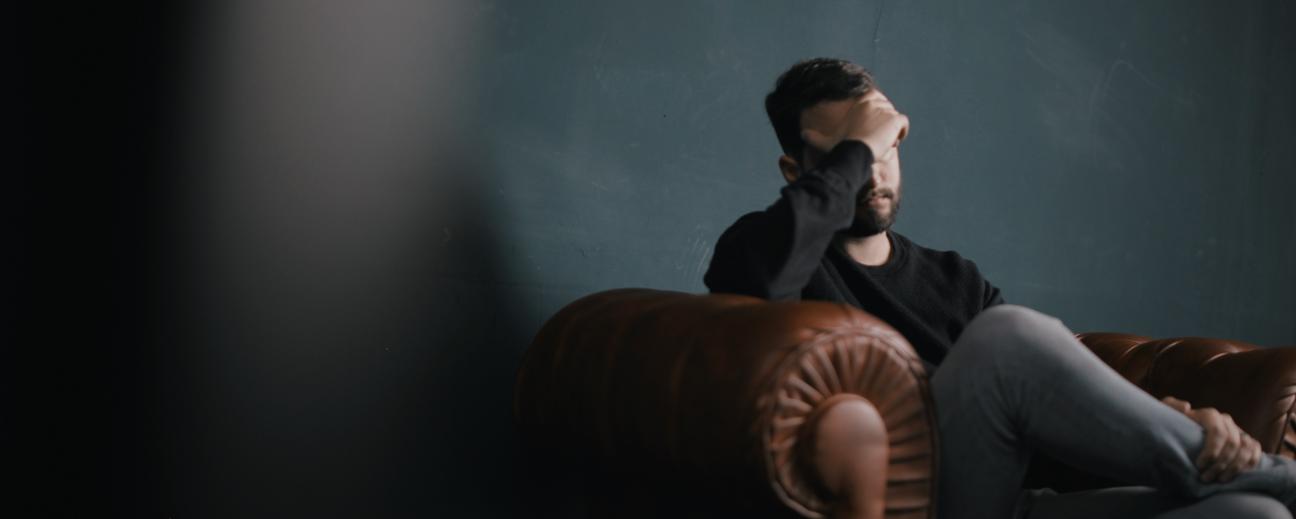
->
xmin=827 ymin=139 xmax=875 ymax=168
xmin=809 ymin=139 xmax=874 ymax=191
xmin=843 ymin=137 xmax=885 ymax=162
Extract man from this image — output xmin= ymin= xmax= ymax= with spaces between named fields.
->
xmin=704 ymin=58 xmax=1296 ymax=519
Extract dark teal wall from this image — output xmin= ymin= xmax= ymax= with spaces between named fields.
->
xmin=473 ymin=0 xmax=1296 ymax=346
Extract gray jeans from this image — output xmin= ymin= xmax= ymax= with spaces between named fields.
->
xmin=930 ymin=305 xmax=1295 ymax=519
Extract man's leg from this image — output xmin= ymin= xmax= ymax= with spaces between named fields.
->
xmin=930 ymin=304 xmax=1296 ymax=519
xmin=1025 ymin=487 xmax=1290 ymax=519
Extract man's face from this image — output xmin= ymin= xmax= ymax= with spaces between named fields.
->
xmin=795 ymin=97 xmax=902 ymax=237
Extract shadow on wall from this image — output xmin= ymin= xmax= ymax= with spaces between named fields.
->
xmin=151 ymin=1 xmax=532 ymax=516
xmin=384 ymin=167 xmax=536 ymax=517
xmin=167 ymin=141 xmax=531 ymax=518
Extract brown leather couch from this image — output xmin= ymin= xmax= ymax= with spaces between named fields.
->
xmin=513 ymin=289 xmax=1296 ymax=519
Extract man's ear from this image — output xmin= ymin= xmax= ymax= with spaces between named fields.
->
xmin=778 ymin=155 xmax=802 ymax=184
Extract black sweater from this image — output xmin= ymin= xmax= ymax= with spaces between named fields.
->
xmin=703 ymin=140 xmax=1003 ymax=369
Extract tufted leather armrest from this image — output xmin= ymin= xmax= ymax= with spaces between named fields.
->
xmin=1026 ymin=333 xmax=1296 ymax=492
xmin=514 ymin=289 xmax=938 ymax=519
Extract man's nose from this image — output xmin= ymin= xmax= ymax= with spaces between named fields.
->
xmin=870 ymin=161 xmax=888 ymax=184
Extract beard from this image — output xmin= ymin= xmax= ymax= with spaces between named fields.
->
xmin=844 ymin=186 xmax=901 ymax=237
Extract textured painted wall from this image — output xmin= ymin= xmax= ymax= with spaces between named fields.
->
xmin=475 ymin=0 xmax=1296 ymax=346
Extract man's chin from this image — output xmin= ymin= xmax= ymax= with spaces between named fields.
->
xmin=844 ymin=219 xmax=892 ymax=238
xmin=844 ymin=208 xmax=896 ymax=237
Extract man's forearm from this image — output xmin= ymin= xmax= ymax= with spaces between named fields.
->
xmin=703 ymin=141 xmax=874 ymax=299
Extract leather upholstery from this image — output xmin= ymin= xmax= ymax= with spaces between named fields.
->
xmin=515 ymin=289 xmax=1296 ymax=517
xmin=515 ymin=289 xmax=937 ymax=518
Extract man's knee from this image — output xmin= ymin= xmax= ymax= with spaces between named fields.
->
xmin=957 ymin=304 xmax=1068 ymax=357
xmin=969 ymin=304 xmax=1060 ymax=330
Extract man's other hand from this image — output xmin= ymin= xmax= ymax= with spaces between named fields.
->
xmin=800 ymin=89 xmax=909 ymax=163
xmin=1160 ymin=396 xmax=1263 ymax=483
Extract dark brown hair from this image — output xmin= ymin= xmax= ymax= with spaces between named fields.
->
xmin=764 ymin=58 xmax=876 ymax=162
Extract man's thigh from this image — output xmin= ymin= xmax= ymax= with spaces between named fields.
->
xmin=1025 ymin=487 xmax=1290 ymax=519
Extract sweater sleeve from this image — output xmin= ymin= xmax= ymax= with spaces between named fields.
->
xmin=704 ymin=141 xmax=874 ymax=301
xmin=983 ymin=279 xmax=1005 ymax=308
xmin=963 ymin=257 xmax=1005 ymax=310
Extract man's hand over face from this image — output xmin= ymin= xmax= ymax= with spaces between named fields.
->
xmin=800 ymin=89 xmax=909 ymax=163
xmin=1160 ymin=396 xmax=1263 ymax=483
